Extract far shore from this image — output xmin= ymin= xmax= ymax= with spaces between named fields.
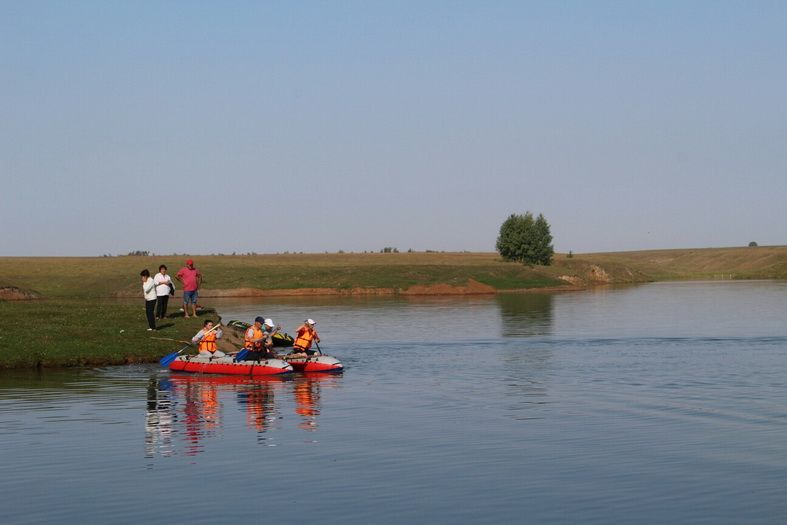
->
xmin=5 ymin=245 xmax=787 ymax=302
xmin=2 ymin=246 xmax=786 ymax=369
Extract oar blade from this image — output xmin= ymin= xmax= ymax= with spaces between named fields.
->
xmin=159 ymin=352 xmax=179 ymax=367
xmin=234 ymin=349 xmax=249 ymax=362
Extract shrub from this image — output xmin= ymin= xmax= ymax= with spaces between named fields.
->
xmin=496 ymin=212 xmax=554 ymax=265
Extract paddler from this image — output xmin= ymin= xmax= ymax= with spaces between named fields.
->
xmin=292 ymin=318 xmax=320 ymax=356
xmin=192 ymin=320 xmax=225 ymax=357
xmin=261 ymin=318 xmax=281 ymax=357
xmin=242 ymin=316 xmax=278 ymax=360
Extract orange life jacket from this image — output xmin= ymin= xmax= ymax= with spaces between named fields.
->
xmin=199 ymin=331 xmax=218 ymax=353
xmin=293 ymin=327 xmax=316 ymax=351
xmin=244 ymin=325 xmax=264 ymax=350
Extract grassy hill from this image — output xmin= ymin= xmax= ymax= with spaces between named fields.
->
xmin=2 ymin=246 xmax=786 ymax=300
xmin=575 ymin=245 xmax=787 ymax=281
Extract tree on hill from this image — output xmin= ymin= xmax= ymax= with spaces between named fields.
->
xmin=496 ymin=212 xmax=554 ymax=265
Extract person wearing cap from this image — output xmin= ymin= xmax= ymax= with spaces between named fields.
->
xmin=261 ymin=318 xmax=282 ymax=356
xmin=292 ymin=318 xmax=320 ymax=356
xmin=242 ymin=316 xmax=277 ymax=360
xmin=175 ymin=259 xmax=202 ymax=318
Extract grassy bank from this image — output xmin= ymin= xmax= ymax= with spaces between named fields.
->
xmin=1 ymin=246 xmax=786 ymax=369
xmin=0 ymin=300 xmax=220 ymax=369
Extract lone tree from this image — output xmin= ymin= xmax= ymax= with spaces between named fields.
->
xmin=496 ymin=212 xmax=554 ymax=265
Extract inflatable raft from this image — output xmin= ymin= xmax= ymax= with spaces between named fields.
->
xmin=283 ymin=354 xmax=344 ymax=373
xmin=169 ymin=355 xmax=293 ymax=376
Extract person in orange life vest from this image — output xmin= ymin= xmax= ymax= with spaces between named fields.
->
xmin=292 ymin=318 xmax=320 ymax=356
xmin=192 ymin=320 xmax=225 ymax=357
xmin=243 ymin=316 xmax=273 ymax=360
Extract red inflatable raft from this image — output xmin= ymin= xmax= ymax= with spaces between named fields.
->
xmin=282 ymin=354 xmax=344 ymax=373
xmin=169 ymin=355 xmax=293 ymax=376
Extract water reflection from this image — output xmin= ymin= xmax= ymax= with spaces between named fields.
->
xmin=145 ymin=373 xmax=342 ymax=457
xmin=145 ymin=377 xmax=174 ymax=457
xmin=496 ymin=293 xmax=554 ymax=337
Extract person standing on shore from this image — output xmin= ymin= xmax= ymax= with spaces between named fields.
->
xmin=140 ymin=269 xmax=157 ymax=331
xmin=176 ymin=259 xmax=202 ymax=318
xmin=153 ymin=264 xmax=173 ymax=320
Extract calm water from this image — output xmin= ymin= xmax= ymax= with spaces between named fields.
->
xmin=2 ymin=281 xmax=787 ymax=524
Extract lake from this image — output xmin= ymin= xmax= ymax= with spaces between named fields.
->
xmin=2 ymin=281 xmax=787 ymax=524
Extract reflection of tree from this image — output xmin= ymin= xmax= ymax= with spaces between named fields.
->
xmin=496 ymin=295 xmax=555 ymax=418
xmin=496 ymin=293 xmax=554 ymax=337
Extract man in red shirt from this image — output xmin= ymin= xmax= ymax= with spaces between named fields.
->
xmin=176 ymin=259 xmax=202 ymax=318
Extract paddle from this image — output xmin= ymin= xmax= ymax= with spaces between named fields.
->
xmin=315 ymin=341 xmax=323 ymax=355
xmin=159 ymin=322 xmax=222 ymax=367
xmin=151 ymin=336 xmax=193 ymax=345
xmin=159 ymin=342 xmax=192 ymax=367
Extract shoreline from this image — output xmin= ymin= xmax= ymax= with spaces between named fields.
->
xmin=108 ymin=280 xmax=588 ymax=300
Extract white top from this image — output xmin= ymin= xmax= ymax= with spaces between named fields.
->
xmin=153 ymin=272 xmax=173 ymax=296
xmin=142 ymin=277 xmax=157 ymax=301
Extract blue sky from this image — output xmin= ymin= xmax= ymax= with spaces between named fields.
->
xmin=2 ymin=1 xmax=785 ymax=256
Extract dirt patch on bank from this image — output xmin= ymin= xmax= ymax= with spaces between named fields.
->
xmin=0 ymin=286 xmax=41 ymax=300
xmin=399 ymin=279 xmax=496 ymax=295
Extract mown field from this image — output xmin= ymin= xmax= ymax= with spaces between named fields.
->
xmin=1 ymin=246 xmax=786 ymax=369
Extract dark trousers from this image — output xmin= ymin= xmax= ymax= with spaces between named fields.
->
xmin=145 ymin=299 xmax=157 ymax=329
xmin=155 ymin=295 xmax=169 ymax=319
xmin=243 ymin=349 xmax=276 ymax=361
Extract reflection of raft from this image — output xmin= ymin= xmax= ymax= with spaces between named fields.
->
xmin=169 ymin=355 xmax=293 ymax=375
xmin=283 ymin=354 xmax=344 ymax=373
xmin=226 ymin=320 xmax=294 ymax=347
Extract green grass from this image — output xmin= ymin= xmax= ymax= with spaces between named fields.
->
xmin=0 ymin=299 xmax=219 ymax=369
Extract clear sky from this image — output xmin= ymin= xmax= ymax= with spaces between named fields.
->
xmin=2 ymin=1 xmax=786 ymax=256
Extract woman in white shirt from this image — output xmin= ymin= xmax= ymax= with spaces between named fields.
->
xmin=140 ymin=269 xmax=157 ymax=331
xmin=153 ymin=264 xmax=174 ymax=320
